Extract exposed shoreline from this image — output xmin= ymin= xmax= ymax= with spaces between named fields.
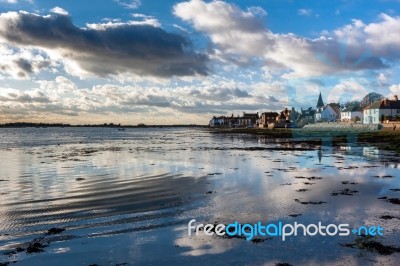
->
xmin=207 ymin=128 xmax=400 ymax=155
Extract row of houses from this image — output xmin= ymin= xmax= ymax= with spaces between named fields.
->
xmin=209 ymin=93 xmax=400 ymax=128
xmin=209 ymin=113 xmax=259 ymax=128
xmin=315 ymin=93 xmax=400 ymax=124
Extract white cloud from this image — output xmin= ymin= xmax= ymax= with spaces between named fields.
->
xmin=86 ymin=19 xmax=161 ymax=30
xmin=50 ymin=7 xmax=69 ymax=16
xmin=328 ymin=80 xmax=368 ymax=103
xmin=364 ymin=13 xmax=400 ymax=54
xmin=334 ymin=13 xmax=400 ymax=58
xmin=377 ymin=73 xmax=388 ymax=85
xmin=0 ymin=87 xmax=50 ymax=103
xmin=1 ymin=0 xmax=399 ymax=124
xmin=174 ymin=0 xmax=392 ymax=79
xmin=114 ymin=0 xmax=141 ymax=9
xmin=0 ymin=0 xmax=33 ymax=4
xmin=0 ymin=44 xmax=58 ymax=79
xmin=389 ymin=84 xmax=400 ymax=98
xmin=131 ymin=13 xmax=153 ymax=19
xmin=298 ymin=9 xmax=312 ymax=16
xmin=0 ymin=75 xmax=289 ymax=123
xmin=247 ymin=6 xmax=267 ymax=16
xmin=36 ymin=76 xmax=77 ymax=96
xmin=174 ymin=0 xmax=271 ymax=59
xmin=334 ymin=19 xmax=367 ymax=46
xmin=173 ymin=24 xmax=190 ymax=33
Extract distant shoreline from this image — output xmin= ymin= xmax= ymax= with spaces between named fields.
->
xmin=0 ymin=122 xmax=208 ymax=128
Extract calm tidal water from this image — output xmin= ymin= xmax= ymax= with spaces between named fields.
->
xmin=0 ymin=127 xmax=399 ymax=265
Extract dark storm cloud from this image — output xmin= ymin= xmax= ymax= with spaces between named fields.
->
xmin=0 ymin=11 xmax=209 ymax=77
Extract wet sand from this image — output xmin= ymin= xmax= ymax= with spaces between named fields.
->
xmin=0 ymin=127 xmax=399 ymax=265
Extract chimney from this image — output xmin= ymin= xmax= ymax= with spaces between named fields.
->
xmin=395 ymin=95 xmax=398 ymax=101
xmin=384 ymin=98 xmax=388 ymax=106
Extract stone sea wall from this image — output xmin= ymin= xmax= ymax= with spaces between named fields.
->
xmin=303 ymin=123 xmax=382 ymax=131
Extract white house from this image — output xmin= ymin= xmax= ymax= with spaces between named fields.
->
xmin=315 ymin=105 xmax=338 ymax=122
xmin=363 ymin=96 xmax=400 ymax=124
xmin=341 ymin=106 xmax=363 ymax=122
xmin=209 ymin=116 xmax=226 ymax=127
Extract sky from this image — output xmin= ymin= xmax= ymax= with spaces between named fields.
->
xmin=0 ymin=0 xmax=399 ymax=125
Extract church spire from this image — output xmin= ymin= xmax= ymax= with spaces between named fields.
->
xmin=316 ymin=92 xmax=324 ymax=108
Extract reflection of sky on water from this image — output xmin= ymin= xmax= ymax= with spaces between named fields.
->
xmin=0 ymin=128 xmax=399 ymax=265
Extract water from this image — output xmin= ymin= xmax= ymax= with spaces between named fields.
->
xmin=0 ymin=127 xmax=399 ymax=265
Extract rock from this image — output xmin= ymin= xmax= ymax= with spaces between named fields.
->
xmin=26 ymin=242 xmax=47 ymax=254
xmin=46 ymin=228 xmax=65 ymax=235
xmin=342 ymin=236 xmax=400 ymax=255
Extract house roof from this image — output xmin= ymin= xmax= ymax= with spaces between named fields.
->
xmin=364 ymin=101 xmax=382 ymax=110
xmin=364 ymin=99 xmax=400 ymax=110
xmin=242 ymin=112 xmax=259 ymax=118
xmin=316 ymin=105 xmax=337 ymax=115
xmin=342 ymin=106 xmax=363 ymax=112
xmin=278 ymin=112 xmax=286 ymax=119
xmin=328 ymin=103 xmax=340 ymax=114
xmin=261 ymin=112 xmax=279 ymax=117
xmin=280 ymin=108 xmax=291 ymax=117
xmin=316 ymin=105 xmax=327 ymax=114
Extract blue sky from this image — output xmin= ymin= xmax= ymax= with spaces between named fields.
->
xmin=0 ymin=0 xmax=399 ymax=124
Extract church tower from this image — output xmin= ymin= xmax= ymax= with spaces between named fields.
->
xmin=316 ymin=92 xmax=324 ymax=108
xmin=315 ymin=92 xmax=325 ymax=122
